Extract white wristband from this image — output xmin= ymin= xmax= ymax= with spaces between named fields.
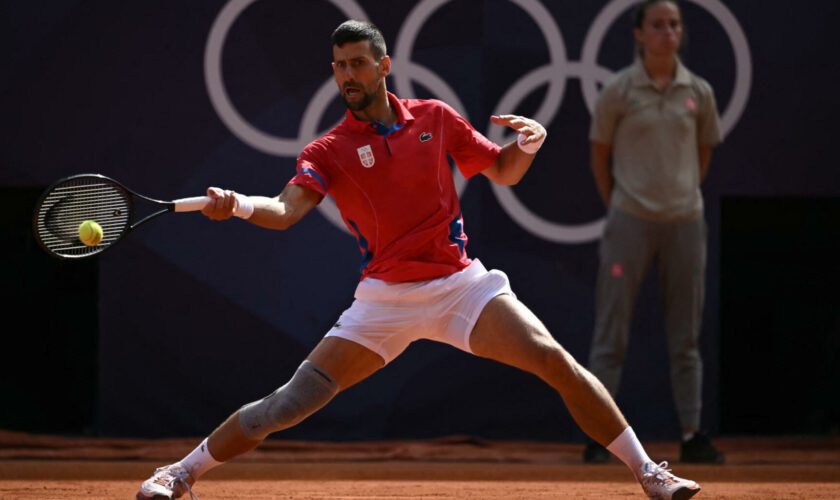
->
xmin=517 ymin=129 xmax=546 ymax=155
xmin=233 ymin=193 xmax=255 ymax=220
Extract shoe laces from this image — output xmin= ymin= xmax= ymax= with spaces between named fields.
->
xmin=642 ymin=461 xmax=680 ymax=486
xmin=151 ymin=465 xmax=199 ymax=500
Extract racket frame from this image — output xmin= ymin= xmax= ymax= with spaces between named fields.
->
xmin=32 ymin=173 xmax=178 ymax=260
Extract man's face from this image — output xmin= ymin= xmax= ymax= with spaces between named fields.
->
xmin=332 ymin=41 xmax=389 ymax=111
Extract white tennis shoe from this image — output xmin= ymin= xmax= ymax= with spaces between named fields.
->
xmin=136 ymin=463 xmax=198 ymax=500
xmin=639 ymin=461 xmax=701 ymax=499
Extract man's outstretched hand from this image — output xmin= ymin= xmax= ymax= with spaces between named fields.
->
xmin=491 ymin=114 xmax=547 ymax=152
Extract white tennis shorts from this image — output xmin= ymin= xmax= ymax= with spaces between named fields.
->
xmin=325 ymin=259 xmax=514 ymax=364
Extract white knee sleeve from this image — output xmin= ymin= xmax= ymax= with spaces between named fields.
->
xmin=238 ymin=360 xmax=339 ymax=440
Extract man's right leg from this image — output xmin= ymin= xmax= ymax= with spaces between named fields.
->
xmin=136 ymin=336 xmax=385 ymax=499
xmin=208 ymin=336 xmax=385 ymax=460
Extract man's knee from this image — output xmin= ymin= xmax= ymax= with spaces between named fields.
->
xmin=238 ymin=360 xmax=339 ymax=440
xmin=542 ymin=342 xmax=589 ymax=386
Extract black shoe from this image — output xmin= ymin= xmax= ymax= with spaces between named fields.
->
xmin=583 ymin=439 xmax=611 ymax=464
xmin=680 ymin=432 xmax=725 ymax=464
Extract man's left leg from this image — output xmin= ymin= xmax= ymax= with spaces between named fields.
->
xmin=471 ymin=294 xmax=625 ymax=444
xmin=469 ymin=294 xmax=700 ymax=499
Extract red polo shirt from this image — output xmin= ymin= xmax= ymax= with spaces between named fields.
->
xmin=288 ymin=92 xmax=501 ymax=282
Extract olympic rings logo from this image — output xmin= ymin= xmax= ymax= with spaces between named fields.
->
xmin=205 ymin=0 xmax=751 ymax=244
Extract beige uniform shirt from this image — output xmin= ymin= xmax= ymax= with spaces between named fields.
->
xmin=590 ymin=60 xmax=722 ymax=221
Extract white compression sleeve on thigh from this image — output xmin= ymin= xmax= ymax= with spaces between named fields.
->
xmin=179 ymin=438 xmax=222 ymax=480
xmin=606 ymin=427 xmax=653 ymax=478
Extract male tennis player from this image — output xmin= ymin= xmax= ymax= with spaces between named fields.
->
xmin=138 ymin=20 xmax=700 ymax=500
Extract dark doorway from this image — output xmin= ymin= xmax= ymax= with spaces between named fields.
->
xmin=721 ymin=197 xmax=840 ymax=435
xmin=0 ymin=188 xmax=99 ymax=434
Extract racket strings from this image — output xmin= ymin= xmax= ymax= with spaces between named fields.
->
xmin=35 ymin=179 xmax=131 ymax=257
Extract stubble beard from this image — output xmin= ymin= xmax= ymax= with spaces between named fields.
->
xmin=341 ymin=88 xmax=376 ymax=111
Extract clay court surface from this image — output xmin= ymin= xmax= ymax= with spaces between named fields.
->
xmin=1 ymin=431 xmax=838 ymax=499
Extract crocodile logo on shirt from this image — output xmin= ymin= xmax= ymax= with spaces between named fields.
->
xmin=419 ymin=132 xmax=433 ymax=142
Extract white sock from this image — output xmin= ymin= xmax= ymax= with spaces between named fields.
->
xmin=179 ymin=438 xmax=223 ymax=480
xmin=606 ymin=427 xmax=653 ymax=478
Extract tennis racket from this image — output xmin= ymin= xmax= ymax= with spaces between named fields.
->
xmin=32 ymin=173 xmax=248 ymax=260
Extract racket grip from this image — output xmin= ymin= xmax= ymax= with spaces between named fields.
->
xmin=173 ymin=196 xmax=211 ymax=212
xmin=174 ymin=194 xmax=254 ymax=219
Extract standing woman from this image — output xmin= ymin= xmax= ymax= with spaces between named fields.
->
xmin=584 ymin=0 xmax=725 ymax=464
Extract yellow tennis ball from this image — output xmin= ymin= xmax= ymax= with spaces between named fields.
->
xmin=78 ymin=220 xmax=104 ymax=246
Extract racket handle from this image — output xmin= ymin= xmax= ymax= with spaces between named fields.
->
xmin=173 ymin=196 xmax=211 ymax=212
xmin=173 ymin=194 xmax=254 ymax=219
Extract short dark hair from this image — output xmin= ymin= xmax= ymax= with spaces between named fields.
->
xmin=633 ymin=0 xmax=681 ymax=29
xmin=331 ymin=20 xmax=387 ymax=61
